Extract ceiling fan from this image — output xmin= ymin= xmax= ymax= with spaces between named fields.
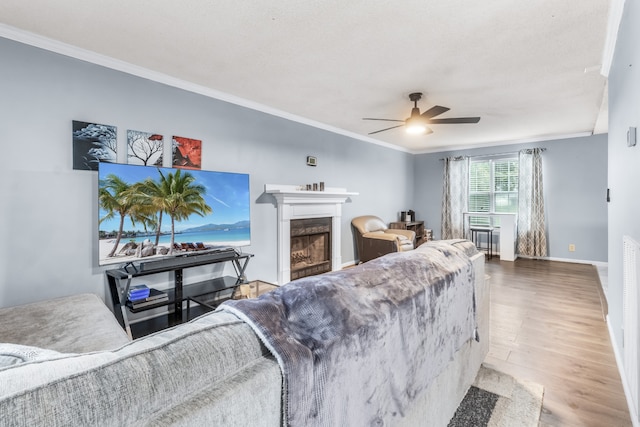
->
xmin=363 ymin=92 xmax=481 ymax=135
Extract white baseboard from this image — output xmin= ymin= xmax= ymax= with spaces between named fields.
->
xmin=606 ymin=314 xmax=639 ymax=427
xmin=516 ymin=254 xmax=607 ymax=267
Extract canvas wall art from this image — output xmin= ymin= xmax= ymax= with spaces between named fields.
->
xmin=127 ymin=130 xmax=164 ymax=166
xmin=72 ymin=120 xmax=117 ymax=170
xmin=172 ymin=136 xmax=202 ymax=170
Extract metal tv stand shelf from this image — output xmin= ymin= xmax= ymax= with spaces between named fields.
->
xmin=106 ymin=250 xmax=253 ymax=339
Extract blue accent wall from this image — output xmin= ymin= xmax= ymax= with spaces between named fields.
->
xmin=0 ymin=37 xmax=414 ymax=307
xmin=412 ymin=134 xmax=608 ymax=263
xmin=0 ymin=34 xmax=611 ymax=311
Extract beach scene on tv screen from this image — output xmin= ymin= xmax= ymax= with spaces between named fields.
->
xmin=98 ymin=163 xmax=250 ymax=266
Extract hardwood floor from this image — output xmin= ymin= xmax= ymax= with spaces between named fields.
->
xmin=484 ymin=258 xmax=632 ymax=426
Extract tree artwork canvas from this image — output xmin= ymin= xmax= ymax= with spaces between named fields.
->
xmin=127 ymin=130 xmax=164 ymax=166
xmin=172 ymin=136 xmax=202 ymax=170
xmin=72 ymin=120 xmax=117 ymax=170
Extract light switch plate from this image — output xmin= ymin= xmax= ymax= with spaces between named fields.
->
xmin=628 ymin=127 xmax=637 ymax=147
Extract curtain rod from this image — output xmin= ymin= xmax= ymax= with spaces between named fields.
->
xmin=439 ymin=148 xmax=546 ymax=161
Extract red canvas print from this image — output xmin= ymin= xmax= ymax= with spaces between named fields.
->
xmin=172 ymin=136 xmax=202 ymax=170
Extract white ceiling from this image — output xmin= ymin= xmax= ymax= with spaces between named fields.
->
xmin=0 ymin=0 xmax=612 ymax=153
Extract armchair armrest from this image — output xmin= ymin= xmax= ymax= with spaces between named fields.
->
xmin=357 ymin=233 xmax=399 ymax=263
xmin=363 ymin=231 xmax=402 ymax=242
xmin=384 ymin=229 xmax=416 ymax=241
xmin=362 ymin=230 xmax=415 ymax=254
xmin=351 ymin=215 xmax=416 ymax=263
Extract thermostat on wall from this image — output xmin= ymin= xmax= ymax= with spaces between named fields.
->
xmin=306 ymin=156 xmax=317 ymax=166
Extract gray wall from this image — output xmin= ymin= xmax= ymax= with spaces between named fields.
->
xmin=607 ymin=0 xmax=640 ymax=358
xmin=0 ymin=37 xmax=414 ymax=307
xmin=413 ymin=134 xmax=608 ymax=263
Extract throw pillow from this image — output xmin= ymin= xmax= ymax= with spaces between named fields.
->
xmin=0 ymin=343 xmax=65 ymax=368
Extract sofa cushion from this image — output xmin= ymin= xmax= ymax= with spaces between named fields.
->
xmin=0 ymin=311 xmax=281 ymax=427
xmin=0 ymin=293 xmax=130 ymax=353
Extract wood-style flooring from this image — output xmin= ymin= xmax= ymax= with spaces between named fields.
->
xmin=484 ymin=258 xmax=632 ymax=426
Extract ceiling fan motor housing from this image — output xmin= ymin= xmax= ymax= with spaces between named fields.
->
xmin=363 ymin=91 xmax=480 ymax=135
xmin=408 ymin=92 xmax=423 ymax=103
xmin=408 ymin=93 xmax=423 ymax=119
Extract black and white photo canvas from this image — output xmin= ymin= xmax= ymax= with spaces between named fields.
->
xmin=72 ymin=120 xmax=117 ymax=170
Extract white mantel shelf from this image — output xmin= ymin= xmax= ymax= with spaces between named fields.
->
xmin=265 ymin=184 xmax=358 ymax=203
xmin=265 ymin=184 xmax=358 ymax=284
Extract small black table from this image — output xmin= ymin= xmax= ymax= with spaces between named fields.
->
xmin=470 ymin=227 xmax=494 ymax=260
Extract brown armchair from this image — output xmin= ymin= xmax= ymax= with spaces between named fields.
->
xmin=351 ymin=215 xmax=416 ymax=263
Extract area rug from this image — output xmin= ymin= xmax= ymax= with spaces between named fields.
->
xmin=448 ymin=365 xmax=544 ymax=427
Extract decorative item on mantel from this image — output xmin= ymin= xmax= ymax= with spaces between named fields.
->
xmin=267 ymin=184 xmax=358 ymax=199
xmin=298 ymin=182 xmax=327 ymax=191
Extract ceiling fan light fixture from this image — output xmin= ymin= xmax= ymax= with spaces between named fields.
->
xmin=363 ymin=91 xmax=480 ymax=136
xmin=405 ymin=117 xmax=428 ymax=134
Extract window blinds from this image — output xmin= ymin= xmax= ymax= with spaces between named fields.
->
xmin=469 ymin=158 xmax=518 ymax=226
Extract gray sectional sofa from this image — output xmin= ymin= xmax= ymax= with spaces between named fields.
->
xmin=0 ymin=240 xmax=487 ymax=426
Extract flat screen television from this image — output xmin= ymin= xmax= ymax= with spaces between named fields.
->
xmin=98 ymin=162 xmax=250 ymax=266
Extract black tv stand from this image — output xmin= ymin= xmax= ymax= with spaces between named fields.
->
xmin=121 ymin=261 xmax=138 ymax=272
xmin=106 ymin=251 xmax=253 ymax=339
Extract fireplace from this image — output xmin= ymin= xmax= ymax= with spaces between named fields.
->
xmin=265 ymin=184 xmax=358 ymax=284
xmin=290 ymin=217 xmax=332 ymax=280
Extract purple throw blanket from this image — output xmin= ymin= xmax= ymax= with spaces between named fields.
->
xmin=219 ymin=240 xmax=478 ymax=426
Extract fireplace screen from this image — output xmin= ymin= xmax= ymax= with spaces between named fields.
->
xmin=290 ymin=217 xmax=332 ymax=280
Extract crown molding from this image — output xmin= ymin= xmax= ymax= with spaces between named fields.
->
xmin=0 ymin=23 xmax=410 ymax=154
xmin=0 ymin=23 xmax=598 ymax=157
xmin=601 ymin=0 xmax=627 ymax=77
xmin=412 ymin=132 xmax=594 ymax=155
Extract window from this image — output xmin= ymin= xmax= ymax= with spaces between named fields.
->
xmin=469 ymin=157 xmax=518 ymax=227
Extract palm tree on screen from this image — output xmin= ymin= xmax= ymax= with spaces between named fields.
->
xmin=136 ymin=177 xmax=168 ymax=247
xmin=99 ymin=174 xmax=154 ymax=258
xmin=156 ymin=169 xmax=212 ymax=253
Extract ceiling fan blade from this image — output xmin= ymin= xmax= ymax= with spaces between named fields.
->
xmin=368 ymin=124 xmax=405 ymax=135
xmin=428 ymin=117 xmax=481 ymax=124
xmin=362 ymin=118 xmax=405 ymax=122
xmin=421 ymin=105 xmax=450 ymax=119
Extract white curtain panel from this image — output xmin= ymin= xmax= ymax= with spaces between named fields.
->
xmin=441 ymin=156 xmax=468 ymax=240
xmin=517 ymin=148 xmax=547 ymax=257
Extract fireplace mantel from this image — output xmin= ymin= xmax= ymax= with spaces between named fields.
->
xmin=265 ymin=184 xmax=358 ymax=284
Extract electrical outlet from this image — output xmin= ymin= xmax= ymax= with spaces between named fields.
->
xmin=569 ymin=244 xmax=576 ymax=252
